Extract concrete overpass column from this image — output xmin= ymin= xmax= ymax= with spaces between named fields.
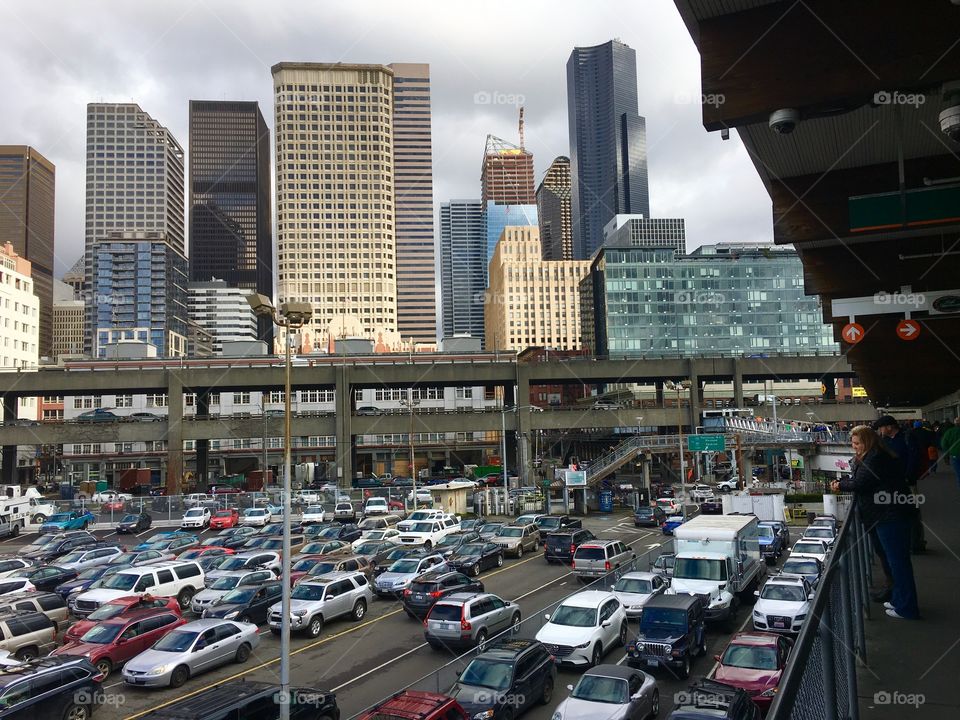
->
xmin=688 ymin=369 xmax=702 ymax=433
xmin=504 ymin=382 xmax=517 ymax=479
xmin=655 ymin=381 xmax=664 ymax=407
xmin=0 ymin=394 xmax=16 ymax=484
xmin=335 ymin=366 xmax=354 ymax=489
xmin=195 ymin=390 xmax=210 ymax=486
xmin=733 ymin=361 xmax=744 ymax=407
xmin=165 ymin=373 xmax=184 ymax=495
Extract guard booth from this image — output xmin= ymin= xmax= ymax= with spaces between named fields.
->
xmin=427 ymin=481 xmax=475 ymax=516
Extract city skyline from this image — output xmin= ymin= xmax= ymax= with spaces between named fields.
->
xmin=0 ymin=0 xmax=773 ymax=280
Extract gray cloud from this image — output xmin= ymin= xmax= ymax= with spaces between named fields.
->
xmin=0 ymin=0 xmax=773 ymax=277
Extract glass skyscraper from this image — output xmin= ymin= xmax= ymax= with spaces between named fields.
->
xmin=440 ymin=200 xmax=486 ymax=341
xmin=94 ymin=233 xmax=189 ymax=357
xmin=485 ymin=201 xmax=537 ymax=265
xmin=567 ymin=40 xmax=650 ymax=260
xmin=581 ymin=243 xmax=838 ymax=357
xmin=188 ymin=101 xmax=272 ymax=342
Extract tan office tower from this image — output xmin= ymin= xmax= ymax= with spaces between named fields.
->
xmin=484 ymin=226 xmax=590 ymax=353
xmin=0 ymin=146 xmax=54 ymax=358
xmin=272 ymin=63 xmax=398 ymax=347
xmin=388 ymin=63 xmax=436 ymax=346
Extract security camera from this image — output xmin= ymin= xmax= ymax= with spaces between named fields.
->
xmin=940 ymin=105 xmax=960 ymax=142
xmin=769 ymin=108 xmax=800 ymax=134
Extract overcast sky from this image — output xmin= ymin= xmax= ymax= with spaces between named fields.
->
xmin=2 ymin=0 xmax=773 ymax=277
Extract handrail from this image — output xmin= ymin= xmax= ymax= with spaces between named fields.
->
xmin=767 ymin=498 xmax=866 ymax=720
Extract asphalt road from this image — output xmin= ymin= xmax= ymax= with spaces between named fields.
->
xmin=2 ymin=506 xmax=782 ymax=720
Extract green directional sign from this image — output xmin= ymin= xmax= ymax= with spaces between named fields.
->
xmin=687 ymin=435 xmax=726 ymax=452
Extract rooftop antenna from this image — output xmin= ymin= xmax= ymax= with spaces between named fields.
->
xmin=518 ymin=106 xmax=525 ymax=149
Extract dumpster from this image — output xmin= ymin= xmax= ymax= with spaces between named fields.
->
xmin=599 ymin=490 xmax=613 ymax=513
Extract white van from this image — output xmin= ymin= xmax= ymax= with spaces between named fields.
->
xmin=71 ymin=560 xmax=204 ymax=615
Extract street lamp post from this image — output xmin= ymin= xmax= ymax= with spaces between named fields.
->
xmin=665 ymin=381 xmax=690 ymax=519
xmin=246 ymin=294 xmax=312 ymax=720
xmin=401 ymin=390 xmax=421 ymax=509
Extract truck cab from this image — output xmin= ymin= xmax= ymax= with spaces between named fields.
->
xmin=668 ymin=514 xmax=765 ymax=623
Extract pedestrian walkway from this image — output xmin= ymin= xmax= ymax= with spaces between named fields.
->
xmin=857 ymin=466 xmax=960 ymax=719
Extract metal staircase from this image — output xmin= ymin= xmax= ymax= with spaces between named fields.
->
xmin=582 ymin=424 xmax=847 ymax=486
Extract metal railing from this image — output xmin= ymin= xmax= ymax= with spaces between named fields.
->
xmin=767 ymin=499 xmax=870 ymax=720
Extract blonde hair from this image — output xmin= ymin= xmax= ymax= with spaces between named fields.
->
xmin=851 ymin=424 xmax=881 ymax=458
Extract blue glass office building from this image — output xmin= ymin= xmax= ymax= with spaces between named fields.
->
xmin=581 ymin=243 xmax=838 ymax=357
xmin=485 ymin=201 xmax=537 ymax=264
xmin=94 ymin=233 xmax=189 ymax=357
xmin=567 ymin=40 xmax=650 ymax=260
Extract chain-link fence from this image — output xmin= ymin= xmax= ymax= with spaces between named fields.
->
xmin=767 ymin=500 xmax=869 ymax=720
xmin=354 ymin=542 xmax=671 ymax=714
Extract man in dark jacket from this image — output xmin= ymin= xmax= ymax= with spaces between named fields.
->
xmin=875 ymin=416 xmax=926 ymax=553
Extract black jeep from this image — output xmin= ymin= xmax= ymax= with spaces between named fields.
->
xmin=625 ymin=594 xmax=706 ymax=678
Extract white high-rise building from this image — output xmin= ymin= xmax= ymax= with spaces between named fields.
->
xmin=84 ymin=103 xmax=185 ymax=352
xmin=271 ymin=63 xmax=397 ymax=347
xmin=188 ymin=280 xmax=258 ymax=355
xmin=0 ymin=243 xmax=39 ymax=369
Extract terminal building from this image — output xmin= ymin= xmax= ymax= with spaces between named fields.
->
xmin=581 ymin=241 xmax=838 ymax=357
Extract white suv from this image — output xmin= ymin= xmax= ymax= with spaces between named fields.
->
xmin=397 ymin=509 xmax=444 ymax=532
xmin=535 ymin=590 xmax=628 ymax=667
xmin=181 ymin=507 xmax=211 ymax=529
xmin=753 ymin=576 xmax=814 ymax=634
xmin=72 ymin=560 xmax=205 ymax=614
xmin=397 ymin=515 xmax=460 ymax=549
xmin=268 ymin=571 xmax=373 ymax=637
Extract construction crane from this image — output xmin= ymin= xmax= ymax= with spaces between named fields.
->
xmin=518 ymin=106 xmax=525 ymax=149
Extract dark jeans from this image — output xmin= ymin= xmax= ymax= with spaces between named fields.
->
xmin=875 ymin=518 xmax=920 ymax=619
xmin=869 ymin=525 xmax=893 ymax=586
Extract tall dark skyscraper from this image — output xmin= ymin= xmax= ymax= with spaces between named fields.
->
xmin=0 ymin=146 xmax=55 ymax=357
xmin=567 ymin=39 xmax=650 ymax=259
xmin=536 ymin=156 xmax=572 ymax=261
xmin=188 ymin=101 xmax=273 ymax=341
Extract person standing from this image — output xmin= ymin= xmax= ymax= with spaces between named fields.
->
xmin=831 ymin=425 xmax=919 ymax=619
xmin=941 ymin=418 xmax=960 ymax=488
xmin=875 ymin=416 xmax=925 ymax=553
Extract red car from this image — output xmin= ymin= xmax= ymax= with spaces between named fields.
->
xmin=356 ymin=692 xmax=468 ymax=720
xmin=178 ymin=546 xmax=236 ymax=561
xmin=210 ymin=508 xmax=240 ymax=529
xmin=53 ymin=606 xmax=186 ymax=679
xmin=64 ymin=594 xmax=182 ymax=643
xmin=388 ymin=499 xmax=404 ymax=511
xmin=711 ymin=632 xmax=793 ymax=715
xmin=102 ymin=499 xmax=126 ymax=512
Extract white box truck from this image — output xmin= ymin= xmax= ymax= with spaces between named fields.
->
xmin=668 ymin=514 xmax=765 ymax=622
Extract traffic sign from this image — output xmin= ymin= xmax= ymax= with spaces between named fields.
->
xmin=896 ymin=319 xmax=920 ymax=341
xmin=688 ymin=435 xmax=726 ymax=452
xmin=841 ymin=322 xmax=864 ymax=344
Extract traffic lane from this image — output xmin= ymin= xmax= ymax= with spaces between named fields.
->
xmin=109 ymin=545 xmax=590 ymax=719
xmin=522 ymin=598 xmax=758 ymax=720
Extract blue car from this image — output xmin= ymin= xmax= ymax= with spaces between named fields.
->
xmin=661 ymin=514 xmax=686 ymax=535
xmin=39 ymin=510 xmax=96 ymax=534
xmin=133 ymin=530 xmax=193 ymax=552
xmin=757 ymin=522 xmax=785 ymax=564
xmin=53 ymin=564 xmax=128 ymax=600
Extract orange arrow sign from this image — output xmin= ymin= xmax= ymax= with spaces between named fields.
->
xmin=842 ymin=322 xmax=864 ymax=344
xmin=896 ymin=319 xmax=921 ymax=341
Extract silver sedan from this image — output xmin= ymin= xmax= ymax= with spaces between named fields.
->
xmin=121 ymin=618 xmax=259 ymax=688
